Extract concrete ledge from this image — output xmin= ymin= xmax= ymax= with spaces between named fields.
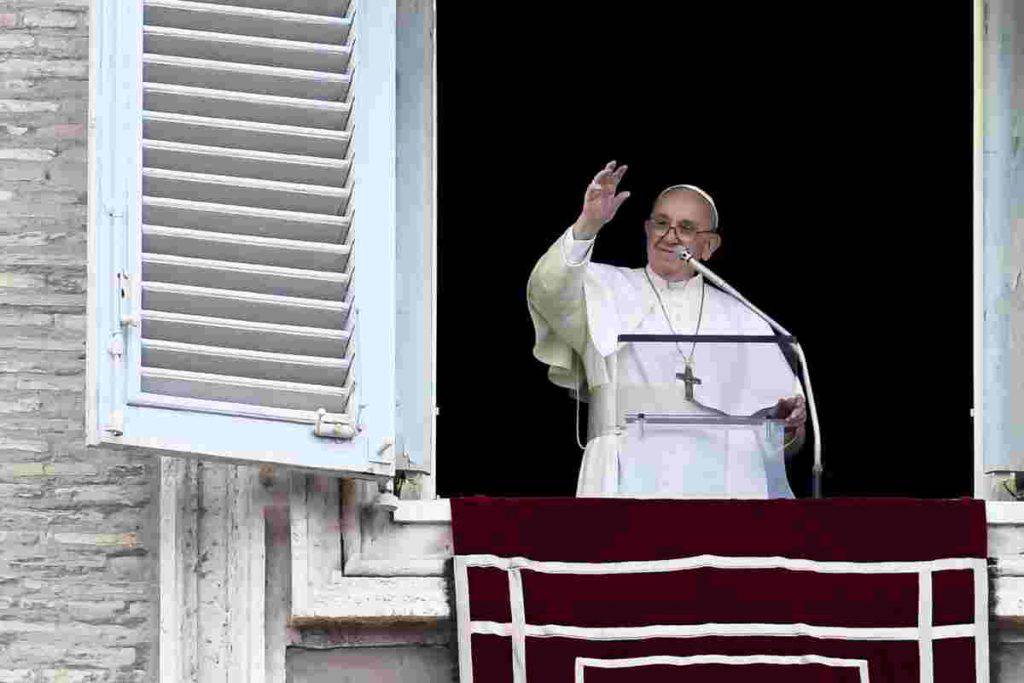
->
xmin=988 ymin=501 xmax=1024 ymax=525
xmin=398 ymin=499 xmax=1015 ymax=525
xmin=393 ymin=498 xmax=451 ymax=523
xmin=304 ymin=577 xmax=450 ymax=622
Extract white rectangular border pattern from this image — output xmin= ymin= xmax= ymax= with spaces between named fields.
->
xmin=574 ymin=654 xmax=870 ymax=683
xmin=453 ymin=554 xmax=990 ymax=683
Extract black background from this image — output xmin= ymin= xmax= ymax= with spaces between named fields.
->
xmin=434 ymin=3 xmax=974 ymax=498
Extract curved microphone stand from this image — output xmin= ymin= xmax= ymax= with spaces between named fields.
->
xmin=675 ymin=246 xmax=823 ymax=498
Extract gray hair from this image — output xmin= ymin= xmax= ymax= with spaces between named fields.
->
xmin=653 ymin=184 xmax=719 ymax=232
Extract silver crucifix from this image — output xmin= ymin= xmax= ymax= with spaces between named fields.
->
xmin=675 ymin=361 xmax=701 ymax=401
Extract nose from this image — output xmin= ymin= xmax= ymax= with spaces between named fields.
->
xmin=661 ymin=228 xmax=688 ymax=246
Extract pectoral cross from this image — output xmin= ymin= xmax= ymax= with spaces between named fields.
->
xmin=675 ymin=360 xmax=701 ymax=401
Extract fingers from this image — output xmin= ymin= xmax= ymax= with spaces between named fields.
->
xmin=592 ymin=161 xmax=628 ymax=190
xmin=783 ymin=396 xmax=806 ymax=428
xmin=611 ymin=191 xmax=630 ymax=214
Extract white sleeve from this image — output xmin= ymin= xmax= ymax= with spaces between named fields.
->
xmin=560 ymin=226 xmax=596 ymax=266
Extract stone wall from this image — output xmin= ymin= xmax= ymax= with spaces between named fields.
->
xmin=0 ymin=1 xmax=160 ymax=679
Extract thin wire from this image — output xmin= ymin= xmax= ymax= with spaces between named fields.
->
xmin=574 ymin=356 xmax=585 ymax=450
xmin=642 ymin=268 xmax=706 ymax=367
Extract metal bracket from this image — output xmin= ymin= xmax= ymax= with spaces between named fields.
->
xmin=104 ymin=409 xmax=124 ymax=437
xmin=313 ymin=408 xmax=356 ymax=439
xmin=369 ymin=437 xmax=394 ymax=465
xmin=395 ymin=450 xmax=431 ymax=474
xmin=107 ymin=331 xmax=124 ymax=360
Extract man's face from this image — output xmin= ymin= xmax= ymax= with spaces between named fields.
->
xmin=645 ymin=189 xmax=722 ymax=281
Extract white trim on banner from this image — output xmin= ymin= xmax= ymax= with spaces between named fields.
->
xmin=471 ymin=620 xmax=975 ymax=642
xmin=458 ymin=553 xmax=979 ymax=575
xmin=918 ymin=569 xmax=933 ymax=683
xmin=974 ymin=559 xmax=990 ymax=683
xmin=508 ymin=565 xmax=527 ymax=683
xmin=453 ymin=552 xmax=988 ymax=683
xmin=453 ymin=556 xmax=474 ymax=683
xmin=573 ymin=654 xmax=870 ymax=683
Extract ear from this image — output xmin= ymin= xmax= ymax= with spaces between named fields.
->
xmin=702 ymin=233 xmax=722 ymax=260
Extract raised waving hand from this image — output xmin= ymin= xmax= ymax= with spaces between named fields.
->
xmin=573 ymin=160 xmax=630 ymax=239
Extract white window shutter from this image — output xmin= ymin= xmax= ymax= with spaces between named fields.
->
xmin=88 ymin=0 xmax=398 ymax=477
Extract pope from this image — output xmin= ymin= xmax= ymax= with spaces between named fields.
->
xmin=527 ymin=160 xmax=807 ymax=496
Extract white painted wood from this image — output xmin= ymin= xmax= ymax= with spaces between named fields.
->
xmin=86 ymin=0 xmax=100 ymax=446
xmin=425 ymin=0 xmax=439 ymax=496
xmin=972 ymin=0 xmax=984 ymax=498
xmin=395 ymin=0 xmax=438 ymax=477
xmin=90 ymin=0 xmax=394 ymax=476
xmin=351 ymin=0 xmax=399 ymax=474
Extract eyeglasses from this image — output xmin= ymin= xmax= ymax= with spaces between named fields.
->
xmin=645 ymin=217 xmax=715 ymax=240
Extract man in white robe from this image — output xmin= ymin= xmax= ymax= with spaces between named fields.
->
xmin=527 ymin=161 xmax=807 ymax=497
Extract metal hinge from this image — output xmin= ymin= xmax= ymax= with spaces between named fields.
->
xmin=396 ymin=450 xmax=431 ymax=474
xmin=115 ymin=271 xmax=139 ymax=328
xmin=313 ymin=408 xmax=357 ymax=439
xmin=369 ymin=437 xmax=394 ymax=465
xmin=103 ymin=199 xmax=132 ymax=438
xmin=103 ymin=271 xmax=134 ymax=436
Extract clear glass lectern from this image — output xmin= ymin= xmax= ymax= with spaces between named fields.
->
xmin=611 ymin=333 xmax=797 ymax=499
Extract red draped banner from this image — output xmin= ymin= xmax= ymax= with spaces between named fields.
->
xmin=451 ymin=497 xmax=988 ymax=683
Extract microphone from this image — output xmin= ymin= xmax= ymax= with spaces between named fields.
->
xmin=675 ymin=245 xmax=824 ymax=499
xmin=674 ymin=245 xmax=787 ymax=337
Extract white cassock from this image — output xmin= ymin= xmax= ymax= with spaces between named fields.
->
xmin=527 ymin=226 xmax=803 ymax=498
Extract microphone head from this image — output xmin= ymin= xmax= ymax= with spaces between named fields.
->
xmin=674 ymin=245 xmax=694 ymax=261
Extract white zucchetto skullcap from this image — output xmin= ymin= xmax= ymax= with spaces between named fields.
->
xmin=654 ymin=184 xmax=719 ymax=232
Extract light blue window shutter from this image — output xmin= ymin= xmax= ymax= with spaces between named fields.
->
xmin=88 ymin=0 xmax=397 ymax=477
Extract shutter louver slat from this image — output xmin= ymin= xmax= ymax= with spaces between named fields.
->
xmin=142 ymin=84 xmax=351 ymax=131
xmin=143 ymin=196 xmax=351 ymax=242
xmin=137 ymin=0 xmax=355 ymax=419
xmin=141 ymin=310 xmax=350 ymax=357
xmin=143 ymin=54 xmax=350 ymax=100
xmin=143 ymin=168 xmax=350 ymax=212
xmin=143 ymin=26 xmax=352 ymax=73
xmin=142 ymin=339 xmax=351 ymax=385
xmin=142 ymin=253 xmax=350 ymax=299
xmin=142 ymin=224 xmax=350 ymax=271
xmin=143 ymin=139 xmax=351 ymax=186
xmin=141 ymin=366 xmax=350 ymax=410
xmin=145 ymin=0 xmax=353 ymax=45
